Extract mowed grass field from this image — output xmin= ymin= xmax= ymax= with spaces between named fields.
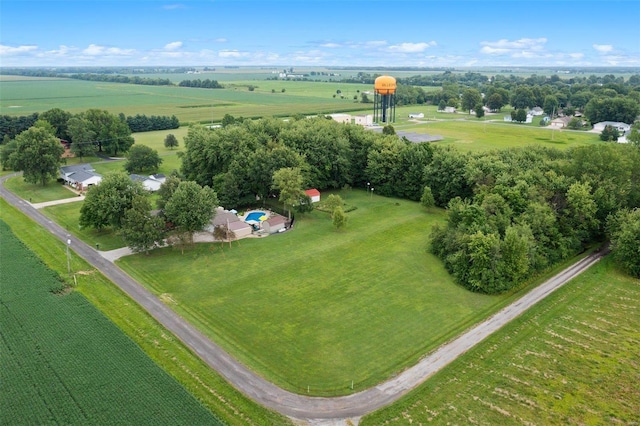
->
xmin=362 ymin=257 xmax=640 ymax=424
xmin=117 ymin=190 xmax=531 ymax=396
xmin=0 ymin=219 xmax=224 ymax=425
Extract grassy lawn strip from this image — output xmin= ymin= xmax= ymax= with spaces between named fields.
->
xmin=3 ymin=175 xmax=78 ymax=203
xmin=118 ymin=190 xmax=541 ymax=396
xmin=0 ymin=198 xmax=289 ymax=425
xmin=362 ymin=257 xmax=640 ymax=425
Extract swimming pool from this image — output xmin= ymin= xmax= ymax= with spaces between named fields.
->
xmin=245 ymin=211 xmax=267 ymax=222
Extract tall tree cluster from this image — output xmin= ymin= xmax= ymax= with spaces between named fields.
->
xmin=180 ymin=117 xmax=640 ymax=290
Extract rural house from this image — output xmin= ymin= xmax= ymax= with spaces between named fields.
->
xmin=305 ymin=189 xmax=321 ymax=203
xmin=60 ymin=164 xmax=102 ymax=191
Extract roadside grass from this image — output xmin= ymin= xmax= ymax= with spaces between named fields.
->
xmin=3 ymin=176 xmax=77 ymax=203
xmin=40 ymin=202 xmax=126 ymax=251
xmin=361 ymin=257 xmax=640 ymax=425
xmin=117 ymin=190 xmax=535 ymax=396
xmin=0 ymin=198 xmax=290 ymax=425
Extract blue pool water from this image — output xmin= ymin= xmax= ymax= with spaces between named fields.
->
xmin=245 ymin=211 xmax=266 ymax=222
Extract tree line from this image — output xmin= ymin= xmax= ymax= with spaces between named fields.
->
xmin=1 ymin=109 xmax=180 ymax=162
xmin=69 ymin=73 xmax=173 ymax=86
xmin=180 ymin=117 xmax=640 ymax=288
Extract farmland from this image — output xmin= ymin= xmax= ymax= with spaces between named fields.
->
xmin=0 ymin=198 xmax=289 ymax=425
xmin=362 ymin=257 xmax=640 ymax=424
xmin=0 ymin=219 xmax=223 ymax=425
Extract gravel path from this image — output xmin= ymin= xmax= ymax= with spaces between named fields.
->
xmin=1 ymin=174 xmax=603 ymax=424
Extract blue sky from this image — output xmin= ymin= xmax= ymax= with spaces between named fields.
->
xmin=1 ymin=0 xmax=639 ymax=67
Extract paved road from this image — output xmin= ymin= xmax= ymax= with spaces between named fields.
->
xmin=0 ymin=174 xmax=603 ymax=423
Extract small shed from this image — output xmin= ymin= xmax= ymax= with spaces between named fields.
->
xmin=227 ymin=220 xmax=253 ymax=239
xmin=408 ymin=112 xmax=424 ymax=119
xmin=262 ymin=216 xmax=287 ymax=234
xmin=305 ymin=189 xmax=321 ymax=203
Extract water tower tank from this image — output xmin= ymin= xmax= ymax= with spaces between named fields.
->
xmin=374 ymin=75 xmax=397 ymax=95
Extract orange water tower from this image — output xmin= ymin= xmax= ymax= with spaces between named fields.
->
xmin=373 ymin=75 xmax=396 ymax=123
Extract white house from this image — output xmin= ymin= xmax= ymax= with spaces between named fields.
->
xmin=408 ymin=112 xmax=424 ymax=119
xmin=329 ymin=114 xmax=352 ymax=124
xmin=129 ymin=174 xmax=164 ymax=192
xmin=60 ymin=164 xmax=102 ymax=191
xmin=592 ymin=121 xmax=631 ymax=134
xmin=529 ymin=107 xmax=544 ymax=116
xmin=354 ymin=114 xmax=373 ymax=126
xmin=305 ymin=188 xmax=321 ymax=203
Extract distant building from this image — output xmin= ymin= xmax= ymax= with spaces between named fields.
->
xmin=329 ymin=114 xmax=352 ymax=124
xmin=354 ymin=114 xmax=373 ymax=126
xmin=408 ymin=112 xmax=424 ymax=119
xmin=129 ymin=174 xmax=165 ymax=192
xmin=528 ymin=107 xmax=544 ymax=116
xmin=592 ymin=121 xmax=631 ymax=134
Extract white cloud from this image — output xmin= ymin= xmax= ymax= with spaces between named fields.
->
xmin=82 ymin=44 xmax=135 ymax=56
xmin=218 ymin=49 xmax=243 ymax=58
xmin=214 ymin=38 xmax=228 ymax=43
xmin=164 ymin=41 xmax=183 ymax=51
xmin=320 ymin=42 xmax=341 ymax=48
xmin=0 ymin=44 xmax=38 ymax=55
xmin=593 ymin=44 xmax=613 ymax=53
xmin=480 ymin=38 xmax=547 ymax=56
xmin=569 ymin=52 xmax=584 ymax=59
xmin=162 ymin=4 xmax=186 ymax=10
xmin=388 ymin=41 xmax=436 ymax=53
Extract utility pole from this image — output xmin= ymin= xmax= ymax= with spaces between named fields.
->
xmin=66 ymin=236 xmax=71 ymax=278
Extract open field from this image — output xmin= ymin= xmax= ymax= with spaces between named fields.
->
xmin=3 ymin=176 xmax=78 ymax=203
xmin=118 ymin=190 xmax=537 ymax=396
xmin=0 ymin=77 xmax=372 ymax=123
xmin=362 ymin=256 xmax=640 ymax=424
xmin=0 ymin=197 xmax=289 ymax=425
xmin=0 ymin=219 xmax=223 ymax=425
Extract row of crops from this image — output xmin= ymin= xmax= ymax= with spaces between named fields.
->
xmin=0 ymin=220 xmax=223 ymax=425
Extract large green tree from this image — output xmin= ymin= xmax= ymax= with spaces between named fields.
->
xmin=608 ymin=209 xmax=640 ymax=277
xmin=272 ymin=167 xmax=305 ymax=220
xmin=67 ymin=116 xmax=97 ymax=159
xmin=8 ymin=124 xmax=64 ymax=186
xmin=461 ymin=88 xmax=482 ymax=114
xmin=82 ymin=109 xmax=134 ymax=156
xmin=119 ymin=195 xmax=166 ymax=254
xmin=39 ymin=108 xmax=72 ymax=140
xmin=164 ymin=181 xmax=218 ymax=248
xmin=584 ymin=97 xmax=640 ymax=124
xmin=124 ymin=144 xmax=162 ymax=173
xmin=79 ymin=172 xmax=146 ymax=229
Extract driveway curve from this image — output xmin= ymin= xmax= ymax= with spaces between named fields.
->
xmin=1 ymin=174 xmax=603 ymax=423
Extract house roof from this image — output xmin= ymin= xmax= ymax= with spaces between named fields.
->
xmin=129 ymin=174 xmax=147 ymax=182
xmin=305 ymin=189 xmax=320 ymax=197
xmin=212 ymin=210 xmax=240 ymax=226
xmin=61 ymin=163 xmax=94 ymax=175
xmin=227 ymin=221 xmax=251 ymax=231
xmin=68 ymin=170 xmax=102 ymax=184
xmin=265 ymin=216 xmax=286 ymax=226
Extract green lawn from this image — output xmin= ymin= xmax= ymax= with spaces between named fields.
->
xmin=118 ymin=190 xmax=531 ymax=396
xmin=403 ymin=120 xmax=600 ymax=152
xmin=3 ymin=176 xmax=78 ymax=203
xmin=362 ymin=257 xmax=640 ymax=424
xmin=41 ymin=201 xmax=126 ymax=251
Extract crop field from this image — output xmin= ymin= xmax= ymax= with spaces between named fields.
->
xmin=362 ymin=257 xmax=640 ymax=425
xmin=0 ymin=77 xmax=372 ymax=123
xmin=117 ymin=190 xmax=535 ymax=396
xmin=0 ymin=220 xmax=224 ymax=425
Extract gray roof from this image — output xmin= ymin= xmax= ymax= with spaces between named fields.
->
xmin=61 ymin=163 xmax=94 ymax=174
xmin=129 ymin=174 xmax=147 ymax=182
xmin=212 ymin=210 xmax=240 ymax=226
xmin=68 ymin=170 xmax=101 ymax=183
